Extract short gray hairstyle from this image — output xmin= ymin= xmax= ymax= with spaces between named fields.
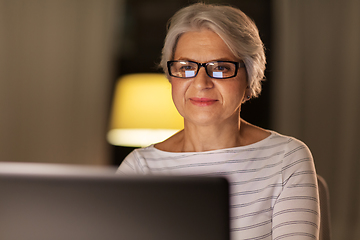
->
xmin=160 ymin=3 xmax=266 ymax=98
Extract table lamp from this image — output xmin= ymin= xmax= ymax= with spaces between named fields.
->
xmin=107 ymin=73 xmax=184 ymax=147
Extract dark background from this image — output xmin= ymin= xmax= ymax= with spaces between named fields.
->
xmin=111 ymin=0 xmax=273 ymax=166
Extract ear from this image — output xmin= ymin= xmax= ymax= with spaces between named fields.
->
xmin=242 ymin=88 xmax=252 ymax=103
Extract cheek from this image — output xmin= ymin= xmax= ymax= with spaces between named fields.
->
xmin=171 ymin=79 xmax=188 ymax=112
xmin=220 ymin=81 xmax=246 ymax=104
xmin=232 ymin=74 xmax=248 ymax=102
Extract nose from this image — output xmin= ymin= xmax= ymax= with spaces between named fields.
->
xmin=193 ymin=67 xmax=214 ymax=90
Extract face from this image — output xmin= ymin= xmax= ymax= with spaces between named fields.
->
xmin=171 ymin=29 xmax=249 ymax=127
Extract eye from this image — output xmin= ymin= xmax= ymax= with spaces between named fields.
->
xmin=213 ymin=63 xmax=231 ymax=72
xmin=214 ymin=65 xmax=230 ymax=72
xmin=179 ymin=64 xmax=196 ymax=71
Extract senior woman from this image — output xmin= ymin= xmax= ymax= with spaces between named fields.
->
xmin=118 ymin=3 xmax=320 ymax=240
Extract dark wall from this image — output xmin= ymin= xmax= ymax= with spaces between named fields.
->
xmin=112 ymin=0 xmax=273 ymax=166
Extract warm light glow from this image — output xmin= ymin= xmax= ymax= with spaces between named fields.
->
xmin=107 ymin=74 xmax=184 ymax=147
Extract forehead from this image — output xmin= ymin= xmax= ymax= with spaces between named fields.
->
xmin=174 ymin=30 xmax=236 ymax=62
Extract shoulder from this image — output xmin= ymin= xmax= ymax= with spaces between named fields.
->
xmin=116 ymin=145 xmax=157 ymax=174
xmin=261 ymin=130 xmax=313 ymax=159
xmin=272 ymin=131 xmax=312 ymax=158
xmin=244 ymin=127 xmax=314 ymax=170
xmin=268 ymin=132 xmax=316 ymax=179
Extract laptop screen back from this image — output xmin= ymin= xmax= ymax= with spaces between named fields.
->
xmin=0 ymin=162 xmax=230 ymax=240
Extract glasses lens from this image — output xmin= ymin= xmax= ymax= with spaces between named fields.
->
xmin=168 ymin=61 xmax=238 ymax=79
xmin=169 ymin=61 xmax=198 ymax=78
xmin=206 ymin=62 xmax=237 ymax=79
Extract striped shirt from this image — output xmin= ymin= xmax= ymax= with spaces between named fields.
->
xmin=117 ymin=131 xmax=320 ymax=240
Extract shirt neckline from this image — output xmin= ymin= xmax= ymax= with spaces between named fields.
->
xmin=149 ymin=130 xmax=276 ymax=154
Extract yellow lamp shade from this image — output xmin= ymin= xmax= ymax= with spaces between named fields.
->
xmin=107 ymin=73 xmax=184 ymax=147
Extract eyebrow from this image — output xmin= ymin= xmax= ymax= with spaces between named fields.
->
xmin=173 ymin=57 xmax=237 ymax=62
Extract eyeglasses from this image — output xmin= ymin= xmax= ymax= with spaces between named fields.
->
xmin=167 ymin=60 xmax=245 ymax=79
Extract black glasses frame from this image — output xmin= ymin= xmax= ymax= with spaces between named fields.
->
xmin=167 ymin=60 xmax=245 ymax=79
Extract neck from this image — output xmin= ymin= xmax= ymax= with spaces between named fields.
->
xmin=180 ymin=117 xmax=243 ymax=152
xmin=155 ymin=118 xmax=271 ymax=153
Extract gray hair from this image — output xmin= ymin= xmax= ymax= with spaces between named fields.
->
xmin=160 ymin=3 xmax=266 ymax=98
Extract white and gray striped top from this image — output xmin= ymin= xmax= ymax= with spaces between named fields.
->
xmin=117 ymin=131 xmax=320 ymax=240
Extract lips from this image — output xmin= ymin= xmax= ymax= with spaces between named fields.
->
xmin=189 ymin=97 xmax=218 ymax=106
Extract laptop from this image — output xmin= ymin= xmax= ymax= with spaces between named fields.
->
xmin=0 ymin=162 xmax=230 ymax=240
